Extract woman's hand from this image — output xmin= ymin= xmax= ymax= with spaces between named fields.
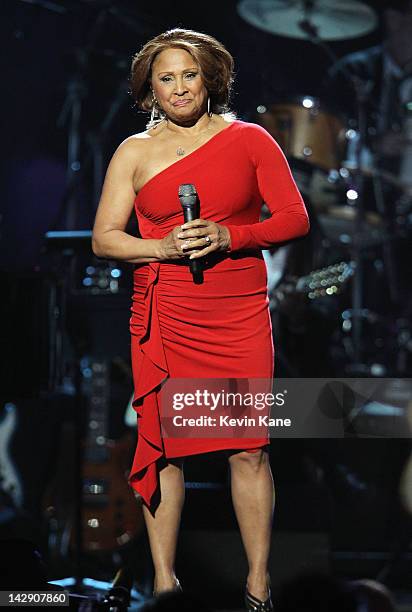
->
xmin=158 ymin=225 xmax=190 ymax=260
xmin=158 ymin=219 xmax=231 ymax=261
xmin=174 ymin=218 xmax=231 ymax=259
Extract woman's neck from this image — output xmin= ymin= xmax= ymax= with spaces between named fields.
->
xmin=165 ymin=112 xmax=213 ymax=136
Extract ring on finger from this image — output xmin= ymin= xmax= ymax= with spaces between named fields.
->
xmin=204 ymin=235 xmax=211 ymax=245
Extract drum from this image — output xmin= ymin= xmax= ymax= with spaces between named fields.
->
xmin=255 ymin=95 xmax=346 ymax=172
xmin=255 ymin=97 xmax=385 ymax=245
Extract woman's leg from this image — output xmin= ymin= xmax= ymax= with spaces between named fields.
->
xmin=142 ymin=458 xmax=185 ymax=594
xmin=228 ymin=448 xmax=275 ymax=601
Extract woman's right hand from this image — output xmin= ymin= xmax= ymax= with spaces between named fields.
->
xmin=158 ymin=226 xmax=191 ymax=260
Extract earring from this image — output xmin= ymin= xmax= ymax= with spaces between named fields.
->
xmin=150 ymin=91 xmax=159 ymax=123
xmin=207 ymin=96 xmax=212 ymax=117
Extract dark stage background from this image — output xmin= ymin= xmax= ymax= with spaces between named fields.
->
xmin=0 ymin=1 xmax=411 ymax=610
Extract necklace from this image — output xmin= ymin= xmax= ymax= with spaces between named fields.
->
xmin=167 ymin=117 xmax=213 ymax=157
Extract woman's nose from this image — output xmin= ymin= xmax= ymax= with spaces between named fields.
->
xmin=174 ymin=78 xmax=188 ymax=94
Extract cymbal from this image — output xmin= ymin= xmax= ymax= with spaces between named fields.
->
xmin=237 ymin=0 xmax=378 ymax=41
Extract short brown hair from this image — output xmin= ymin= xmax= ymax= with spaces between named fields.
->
xmin=130 ymin=28 xmax=235 ymax=115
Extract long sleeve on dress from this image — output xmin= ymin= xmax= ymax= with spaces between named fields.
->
xmin=225 ymin=124 xmax=310 ymax=251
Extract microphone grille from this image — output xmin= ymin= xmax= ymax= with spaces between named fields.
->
xmin=178 ymin=183 xmax=197 ymax=197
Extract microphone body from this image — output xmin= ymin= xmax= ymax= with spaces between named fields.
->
xmin=178 ymin=183 xmax=202 ymax=278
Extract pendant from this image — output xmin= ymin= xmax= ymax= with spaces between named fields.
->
xmin=176 ymin=147 xmax=185 ymax=156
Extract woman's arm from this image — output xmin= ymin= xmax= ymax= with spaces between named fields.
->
xmin=225 ymin=124 xmax=310 ymax=251
xmin=92 ymin=138 xmax=163 ymax=264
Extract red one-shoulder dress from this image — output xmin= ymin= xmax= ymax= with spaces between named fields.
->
xmin=128 ymin=120 xmax=309 ymax=510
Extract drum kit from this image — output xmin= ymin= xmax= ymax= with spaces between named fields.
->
xmin=238 ymin=0 xmax=412 ymax=376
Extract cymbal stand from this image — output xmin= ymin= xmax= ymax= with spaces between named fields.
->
xmin=53 ymin=61 xmax=129 ymax=232
xmin=298 ymin=19 xmax=376 ymax=374
xmin=54 ymin=3 xmax=115 ymax=230
xmin=351 ymin=82 xmax=375 ymax=372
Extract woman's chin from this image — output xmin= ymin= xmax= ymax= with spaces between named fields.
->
xmin=169 ymin=106 xmax=204 ymax=125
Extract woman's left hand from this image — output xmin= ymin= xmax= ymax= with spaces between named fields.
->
xmin=177 ymin=218 xmax=231 ymax=259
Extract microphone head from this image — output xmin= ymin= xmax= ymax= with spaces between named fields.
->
xmin=178 ymin=183 xmax=198 ymax=207
xmin=178 ymin=183 xmax=197 ymax=197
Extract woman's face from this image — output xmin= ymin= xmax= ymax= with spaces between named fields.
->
xmin=151 ymin=47 xmax=208 ymax=123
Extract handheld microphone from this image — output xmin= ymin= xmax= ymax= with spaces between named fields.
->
xmin=178 ymin=183 xmax=202 ymax=279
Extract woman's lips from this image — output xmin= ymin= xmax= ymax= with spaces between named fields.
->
xmin=173 ymin=99 xmax=191 ymax=107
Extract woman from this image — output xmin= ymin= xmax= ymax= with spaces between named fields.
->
xmin=92 ymin=28 xmax=309 ymax=611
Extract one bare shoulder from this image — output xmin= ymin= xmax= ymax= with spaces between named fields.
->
xmin=105 ymin=132 xmax=154 ymax=180
xmin=115 ymin=131 xmax=152 ymax=157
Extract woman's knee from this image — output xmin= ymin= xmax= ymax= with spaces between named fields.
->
xmin=228 ymin=448 xmax=268 ymax=473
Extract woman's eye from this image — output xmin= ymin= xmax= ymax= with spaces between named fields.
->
xmin=159 ymin=72 xmax=197 ymax=83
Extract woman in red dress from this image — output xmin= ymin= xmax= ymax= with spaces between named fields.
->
xmin=92 ymin=28 xmax=309 ymax=611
